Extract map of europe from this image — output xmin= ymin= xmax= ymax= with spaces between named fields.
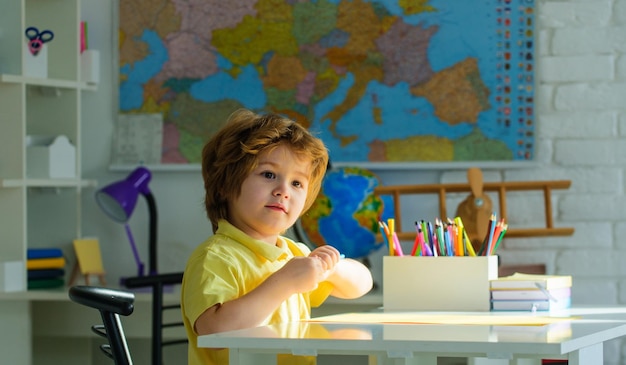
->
xmin=119 ymin=0 xmax=535 ymax=164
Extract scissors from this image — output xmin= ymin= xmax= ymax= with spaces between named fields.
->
xmin=25 ymin=26 xmax=54 ymax=56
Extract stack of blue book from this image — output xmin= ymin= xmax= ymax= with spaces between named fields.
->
xmin=27 ymin=248 xmax=66 ymax=289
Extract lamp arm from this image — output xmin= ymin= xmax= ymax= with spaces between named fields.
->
xmin=143 ymin=191 xmax=158 ymax=275
xmin=124 ymin=224 xmax=145 ymax=277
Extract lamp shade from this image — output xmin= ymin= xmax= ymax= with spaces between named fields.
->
xmin=96 ymin=167 xmax=152 ymax=223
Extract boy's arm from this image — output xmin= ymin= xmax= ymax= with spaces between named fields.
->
xmin=307 ymin=245 xmax=373 ymax=299
xmin=324 ymin=258 xmax=373 ymax=299
xmin=194 ymin=256 xmax=326 ymax=335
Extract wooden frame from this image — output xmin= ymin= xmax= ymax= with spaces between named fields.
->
xmin=374 ymin=180 xmax=574 ymax=241
xmin=69 ymin=238 xmax=106 ymax=286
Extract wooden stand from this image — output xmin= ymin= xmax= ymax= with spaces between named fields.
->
xmin=374 ymin=177 xmax=574 ymax=241
xmin=373 ymin=170 xmax=574 ymax=276
xmin=69 ymin=261 xmax=106 ymax=286
xmin=69 ymin=238 xmax=107 ymax=286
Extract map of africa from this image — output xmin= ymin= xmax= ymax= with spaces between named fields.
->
xmin=119 ymin=0 xmax=535 ymax=164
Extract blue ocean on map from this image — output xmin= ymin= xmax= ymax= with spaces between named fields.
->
xmin=190 ymin=65 xmax=267 ymax=109
xmin=311 ymin=76 xmax=479 ymax=161
xmin=120 ymin=30 xmax=168 ymax=111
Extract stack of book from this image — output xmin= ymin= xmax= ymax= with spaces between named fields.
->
xmin=27 ymin=248 xmax=66 ymax=289
xmin=490 ymin=272 xmax=572 ymax=312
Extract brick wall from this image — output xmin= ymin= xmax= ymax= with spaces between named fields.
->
xmin=369 ymin=1 xmax=625 ymax=363
xmin=435 ymin=1 xmax=626 ymax=363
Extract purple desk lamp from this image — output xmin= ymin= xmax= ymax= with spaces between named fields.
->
xmin=95 ymin=167 xmax=158 ymax=280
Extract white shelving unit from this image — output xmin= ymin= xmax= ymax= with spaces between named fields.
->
xmin=0 ymin=0 xmax=96 ymax=363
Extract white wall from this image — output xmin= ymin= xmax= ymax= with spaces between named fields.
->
xmin=80 ymin=0 xmax=213 ymax=279
xmin=80 ymin=1 xmax=626 ymax=363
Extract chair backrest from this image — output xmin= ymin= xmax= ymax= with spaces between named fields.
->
xmin=69 ymin=286 xmax=135 ymax=365
xmin=124 ymin=272 xmax=186 ymax=365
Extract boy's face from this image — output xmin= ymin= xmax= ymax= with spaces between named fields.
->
xmin=228 ymin=144 xmax=311 ymax=244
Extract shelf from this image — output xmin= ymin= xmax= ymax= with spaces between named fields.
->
xmin=0 ymin=178 xmax=97 ymax=188
xmin=0 ymin=73 xmax=96 ymax=90
xmin=0 ymin=1 xmax=92 ymax=362
xmin=109 ymin=163 xmax=202 ymax=172
xmin=333 ymin=160 xmax=540 ymax=171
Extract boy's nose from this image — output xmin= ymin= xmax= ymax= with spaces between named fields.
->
xmin=272 ymin=182 xmax=289 ymax=198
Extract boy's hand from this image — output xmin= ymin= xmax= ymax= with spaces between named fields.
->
xmin=272 ymin=256 xmax=327 ymax=293
xmin=271 ymin=245 xmax=341 ymax=294
xmin=308 ymin=245 xmax=341 ymax=272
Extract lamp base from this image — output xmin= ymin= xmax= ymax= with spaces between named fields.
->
xmin=118 ymin=276 xmax=152 ymax=292
xmin=122 ymin=272 xmax=183 ymax=293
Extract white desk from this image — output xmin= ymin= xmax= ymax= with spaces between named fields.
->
xmin=197 ymin=307 xmax=626 ymax=365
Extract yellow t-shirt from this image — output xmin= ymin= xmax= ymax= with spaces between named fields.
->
xmin=181 ymin=220 xmax=333 ymax=365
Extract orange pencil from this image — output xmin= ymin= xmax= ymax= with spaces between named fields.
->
xmin=380 ymin=221 xmax=394 ymax=256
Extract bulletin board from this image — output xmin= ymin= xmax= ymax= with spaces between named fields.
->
xmin=118 ymin=0 xmax=535 ymax=167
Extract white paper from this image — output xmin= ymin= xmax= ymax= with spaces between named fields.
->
xmin=113 ymin=113 xmax=163 ymax=165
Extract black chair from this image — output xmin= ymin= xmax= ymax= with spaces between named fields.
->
xmin=124 ymin=272 xmax=187 ymax=365
xmin=68 ymin=286 xmax=135 ymax=365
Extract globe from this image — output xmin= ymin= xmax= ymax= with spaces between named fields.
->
xmin=297 ymin=167 xmax=386 ymax=259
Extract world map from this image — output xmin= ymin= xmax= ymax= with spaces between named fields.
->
xmin=119 ymin=0 xmax=535 ymax=164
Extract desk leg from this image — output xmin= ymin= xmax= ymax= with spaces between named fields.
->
xmin=511 ymin=360 xmax=541 ymax=365
xmin=568 ymin=342 xmax=603 ymax=365
xmin=469 ymin=358 xmax=542 ymax=365
xmin=229 ymin=349 xmax=276 ymax=365
xmin=469 ymin=358 xmax=510 ymax=365
xmin=373 ymin=353 xmax=437 ymax=365
xmin=411 ymin=355 xmax=437 ymax=365
xmin=0 ymin=301 xmax=31 ymax=364
xmin=369 ymin=355 xmax=377 ymax=365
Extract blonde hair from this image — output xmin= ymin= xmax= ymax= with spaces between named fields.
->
xmin=201 ymin=109 xmax=329 ymax=233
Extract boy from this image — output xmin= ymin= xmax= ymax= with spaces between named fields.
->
xmin=181 ymin=109 xmax=373 ymax=365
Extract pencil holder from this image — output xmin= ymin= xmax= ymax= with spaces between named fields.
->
xmin=23 ymin=41 xmax=48 ymax=78
xmin=81 ymin=50 xmax=100 ymax=84
xmin=383 ymin=255 xmax=498 ymax=311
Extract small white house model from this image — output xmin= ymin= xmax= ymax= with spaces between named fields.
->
xmin=27 ymin=135 xmax=76 ymax=179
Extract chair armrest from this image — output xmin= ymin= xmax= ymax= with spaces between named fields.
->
xmin=69 ymin=286 xmax=135 ymax=316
